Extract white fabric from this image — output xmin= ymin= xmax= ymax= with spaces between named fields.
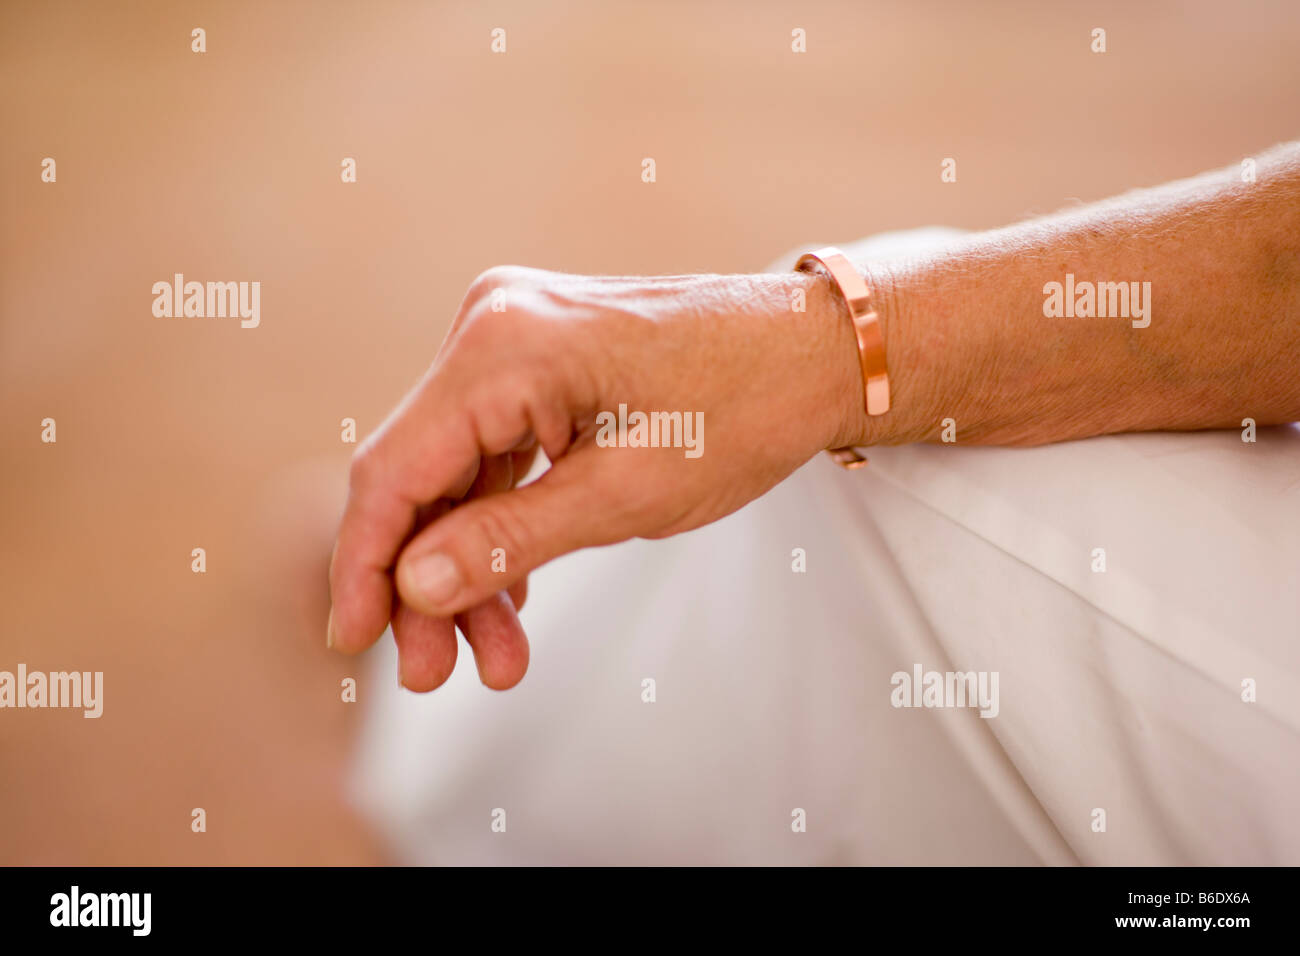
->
xmin=349 ymin=230 xmax=1300 ymax=865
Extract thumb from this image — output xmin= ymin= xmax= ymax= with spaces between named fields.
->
xmin=394 ymin=453 xmax=629 ymax=617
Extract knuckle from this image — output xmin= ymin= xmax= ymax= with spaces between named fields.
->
xmin=466 ymin=265 xmax=525 ymax=307
xmin=456 ymin=293 xmax=527 ymax=354
xmin=466 ymin=365 xmax=550 ymax=453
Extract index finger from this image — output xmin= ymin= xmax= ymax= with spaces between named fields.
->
xmin=327 ymin=376 xmax=479 ymax=654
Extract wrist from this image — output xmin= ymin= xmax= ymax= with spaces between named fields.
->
xmin=852 ymin=260 xmax=925 ymax=446
xmin=788 ymin=269 xmax=876 ymax=453
xmin=809 ymin=257 xmax=938 ymax=451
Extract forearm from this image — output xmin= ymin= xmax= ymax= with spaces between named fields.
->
xmin=849 ymin=142 xmax=1300 ymax=447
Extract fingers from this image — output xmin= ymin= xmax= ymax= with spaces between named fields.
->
xmin=455 ymin=591 xmax=529 ymax=690
xmin=459 ymin=449 xmax=533 ymax=614
xmin=329 ymin=302 xmax=557 ymax=669
xmin=329 ymin=358 xmax=561 ymax=655
xmin=392 ymin=454 xmax=532 ymax=690
xmin=510 ymin=443 xmax=541 ymax=485
xmin=392 ymin=602 xmax=458 ymax=691
xmin=328 ymin=402 xmax=479 ymax=654
xmin=469 ymin=449 xmax=513 ymax=498
xmin=507 ymin=576 xmax=528 ymax=612
xmin=394 ymin=451 xmax=630 ymax=618
xmin=465 ymin=451 xmax=530 ymax=609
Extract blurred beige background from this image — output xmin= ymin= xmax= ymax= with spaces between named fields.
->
xmin=1 ymin=0 xmax=1297 ymax=864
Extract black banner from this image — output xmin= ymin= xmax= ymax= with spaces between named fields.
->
xmin=0 ymin=866 xmax=1277 ymax=943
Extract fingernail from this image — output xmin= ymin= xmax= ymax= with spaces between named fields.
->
xmin=326 ymin=607 xmax=336 ymax=649
xmin=406 ymin=552 xmax=462 ymax=607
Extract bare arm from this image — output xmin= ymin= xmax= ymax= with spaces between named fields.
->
xmin=848 ymin=142 xmax=1300 ymax=448
xmin=329 ymin=144 xmax=1300 ymax=690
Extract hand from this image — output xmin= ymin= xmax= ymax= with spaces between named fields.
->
xmin=327 ymin=265 xmax=870 ymax=690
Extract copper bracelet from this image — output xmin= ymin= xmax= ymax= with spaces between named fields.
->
xmin=794 ymin=246 xmax=891 ymax=469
